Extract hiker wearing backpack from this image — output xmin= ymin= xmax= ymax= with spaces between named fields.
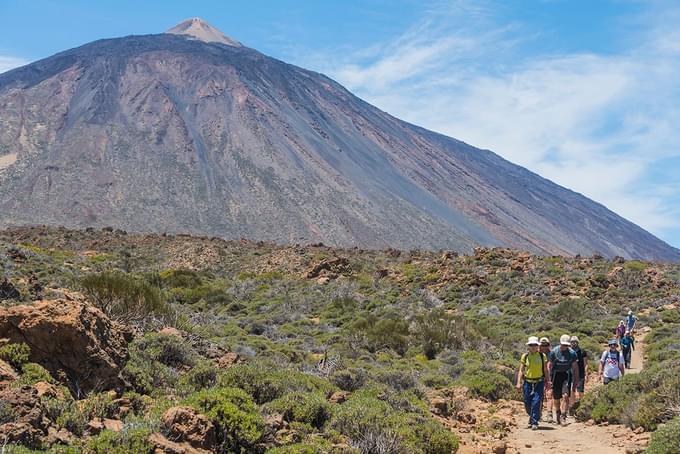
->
xmin=626 ymin=310 xmax=638 ymax=334
xmin=615 ymin=320 xmax=626 ymax=340
xmin=548 ymin=334 xmax=579 ymax=425
xmin=516 ymin=336 xmax=550 ymax=430
xmin=539 ymin=337 xmax=554 ymax=423
xmin=620 ymin=331 xmax=635 ymax=369
xmin=599 ymin=339 xmax=625 ymax=384
xmin=568 ymin=335 xmax=588 ymax=413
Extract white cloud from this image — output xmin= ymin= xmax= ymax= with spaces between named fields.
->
xmin=295 ymin=4 xmax=680 ymax=246
xmin=0 ymin=56 xmax=28 ymax=74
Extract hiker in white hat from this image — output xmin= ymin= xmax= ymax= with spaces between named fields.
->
xmin=516 ymin=336 xmax=550 ymax=430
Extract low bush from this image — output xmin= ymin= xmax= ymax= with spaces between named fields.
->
xmin=84 ymin=426 xmax=154 ymax=454
xmin=266 ymin=392 xmax=331 ymax=429
xmin=218 ymin=363 xmax=335 ymax=404
xmin=80 ymin=271 xmax=169 ymax=325
xmin=123 ymin=333 xmax=197 ymax=395
xmin=0 ymin=342 xmax=31 ymax=370
xmin=646 ymin=416 xmax=680 ymax=454
xmin=16 ymin=363 xmax=53 ymax=386
xmin=460 ymin=370 xmax=513 ymax=401
xmin=184 ymin=387 xmax=265 ymax=452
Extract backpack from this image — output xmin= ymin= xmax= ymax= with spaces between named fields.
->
xmin=550 ymin=346 xmax=574 ymax=373
xmin=521 ymin=352 xmax=546 ymax=379
xmin=602 ymin=350 xmax=620 ymax=364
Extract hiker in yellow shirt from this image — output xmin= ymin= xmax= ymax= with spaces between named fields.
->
xmin=516 ymin=336 xmax=551 ymax=429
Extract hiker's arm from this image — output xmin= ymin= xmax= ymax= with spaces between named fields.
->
xmin=619 ymin=358 xmax=625 ymax=376
xmin=543 ymin=361 xmax=550 ymax=385
xmin=598 ymin=356 xmax=604 ymax=380
xmin=516 ymin=362 xmax=525 ymax=389
xmin=584 ymin=353 xmax=589 ymax=377
xmin=572 ymin=361 xmax=579 ymax=390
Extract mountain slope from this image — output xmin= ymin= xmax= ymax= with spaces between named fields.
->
xmin=0 ymin=20 xmax=678 ymax=261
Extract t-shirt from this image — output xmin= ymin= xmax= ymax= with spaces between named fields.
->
xmin=620 ymin=336 xmax=634 ymax=350
xmin=600 ymin=350 xmax=624 ymax=379
xmin=573 ymin=346 xmax=588 ymax=376
xmin=521 ymin=351 xmax=548 ymax=380
xmin=549 ymin=347 xmax=577 ymax=373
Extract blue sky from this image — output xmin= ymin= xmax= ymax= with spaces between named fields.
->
xmin=1 ymin=0 xmax=679 ymax=248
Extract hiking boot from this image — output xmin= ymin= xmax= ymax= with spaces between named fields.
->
xmin=531 ymin=424 xmax=539 ymax=430
xmin=555 ymin=412 xmax=562 ymax=425
xmin=545 ymin=414 xmax=554 ymax=423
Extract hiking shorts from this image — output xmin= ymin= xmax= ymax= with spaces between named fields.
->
xmin=603 ymin=376 xmax=619 ymax=385
xmin=552 ymin=371 xmax=570 ymax=399
xmin=568 ymin=375 xmax=585 ymax=393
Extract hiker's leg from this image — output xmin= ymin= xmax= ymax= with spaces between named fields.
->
xmin=530 ymin=381 xmax=544 ymax=425
xmin=523 ymin=381 xmax=532 ymax=416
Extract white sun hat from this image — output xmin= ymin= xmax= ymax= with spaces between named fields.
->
xmin=526 ymin=336 xmax=540 ymax=345
xmin=560 ymin=334 xmax=571 ymax=345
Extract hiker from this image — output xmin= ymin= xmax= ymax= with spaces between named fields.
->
xmin=620 ymin=331 xmax=635 ymax=369
xmin=615 ymin=320 xmax=626 ymax=340
xmin=599 ymin=339 xmax=625 ymax=384
xmin=626 ymin=310 xmax=638 ymax=334
xmin=568 ymin=335 xmax=588 ymax=413
xmin=548 ymin=334 xmax=579 ymax=425
xmin=516 ymin=336 xmax=550 ymax=430
xmin=539 ymin=337 xmax=554 ymax=423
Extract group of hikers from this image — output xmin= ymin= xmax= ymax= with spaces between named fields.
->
xmin=515 ymin=310 xmax=638 ymax=430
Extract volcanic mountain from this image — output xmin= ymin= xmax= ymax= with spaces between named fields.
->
xmin=0 ymin=19 xmax=678 ymax=261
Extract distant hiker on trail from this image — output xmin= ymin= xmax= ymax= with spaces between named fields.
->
xmin=517 ymin=336 xmax=550 ymax=430
xmin=626 ymin=310 xmax=638 ymax=333
xmin=616 ymin=320 xmax=626 ymax=340
xmin=539 ymin=337 xmax=554 ymax=423
xmin=599 ymin=339 xmax=625 ymax=384
xmin=568 ymin=335 xmax=588 ymax=413
xmin=620 ymin=331 xmax=635 ymax=369
xmin=548 ymin=334 xmax=579 ymax=425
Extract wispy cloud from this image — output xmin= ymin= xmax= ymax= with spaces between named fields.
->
xmin=0 ymin=56 xmax=28 ymax=74
xmin=292 ymin=2 xmax=680 ymax=247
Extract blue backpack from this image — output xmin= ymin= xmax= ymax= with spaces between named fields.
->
xmin=550 ymin=346 xmax=575 ymax=373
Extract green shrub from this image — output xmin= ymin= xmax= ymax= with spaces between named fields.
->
xmin=123 ymin=333 xmax=197 ymax=394
xmin=351 ymin=314 xmax=410 ymax=355
xmin=0 ymin=400 xmax=15 ymax=424
xmin=184 ymin=387 xmax=264 ymax=452
xmin=412 ymin=308 xmax=478 ymax=359
xmin=0 ymin=343 xmax=31 ymax=369
xmin=646 ymin=416 xmax=680 ymax=454
xmin=178 ymin=361 xmax=218 ymax=394
xmin=414 ymin=419 xmax=459 ymax=454
xmin=461 ymin=370 xmax=513 ymax=401
xmin=266 ymin=392 xmax=330 ymax=428
xmin=330 ymin=368 xmax=367 ymax=391
xmin=85 ymin=427 xmax=154 ymax=454
xmin=218 ymin=363 xmax=334 ymax=404
xmin=16 ymin=363 xmax=53 ymax=386
xmin=80 ymin=271 xmax=169 ymax=325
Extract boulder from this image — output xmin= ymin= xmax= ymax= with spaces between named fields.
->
xmin=0 ymin=422 xmax=43 ymax=448
xmin=328 ymin=391 xmax=349 ymax=404
xmin=0 ymin=299 xmax=131 ymax=394
xmin=0 ymin=358 xmax=18 ymax=387
xmin=33 ymin=381 xmax=60 ymax=399
xmin=492 ymin=441 xmax=507 ymax=454
xmin=160 ymin=406 xmax=217 ymax=451
xmin=149 ymin=432 xmax=212 ymax=454
xmin=0 ymin=386 xmax=47 ymax=430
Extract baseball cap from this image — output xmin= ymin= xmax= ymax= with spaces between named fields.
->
xmin=526 ymin=336 xmax=540 ymax=346
xmin=628 ymin=310 xmax=633 ymax=315
xmin=539 ymin=337 xmax=550 ymax=345
xmin=608 ymin=339 xmax=618 ymax=346
xmin=570 ymin=336 xmax=579 ymax=343
xmin=560 ymin=334 xmax=571 ymax=346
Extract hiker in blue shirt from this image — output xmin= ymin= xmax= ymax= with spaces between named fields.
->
xmin=625 ymin=310 xmax=637 ymax=333
xmin=548 ymin=334 xmax=579 ymax=425
xmin=620 ymin=331 xmax=635 ymax=369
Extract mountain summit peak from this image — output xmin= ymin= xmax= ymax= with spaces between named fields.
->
xmin=166 ymin=17 xmax=241 ymax=47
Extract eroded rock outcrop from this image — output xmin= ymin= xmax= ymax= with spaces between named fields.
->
xmin=0 ymin=298 xmax=132 ymax=394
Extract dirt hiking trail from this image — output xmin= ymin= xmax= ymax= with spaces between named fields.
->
xmin=503 ymin=329 xmax=650 ymax=454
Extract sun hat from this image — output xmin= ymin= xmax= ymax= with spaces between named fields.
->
xmin=628 ymin=310 xmax=633 ymax=315
xmin=570 ymin=336 xmax=579 ymax=343
xmin=560 ymin=334 xmax=571 ymax=346
xmin=539 ymin=337 xmax=550 ymax=345
xmin=526 ymin=336 xmax=540 ymax=346
xmin=608 ymin=339 xmax=618 ymax=346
